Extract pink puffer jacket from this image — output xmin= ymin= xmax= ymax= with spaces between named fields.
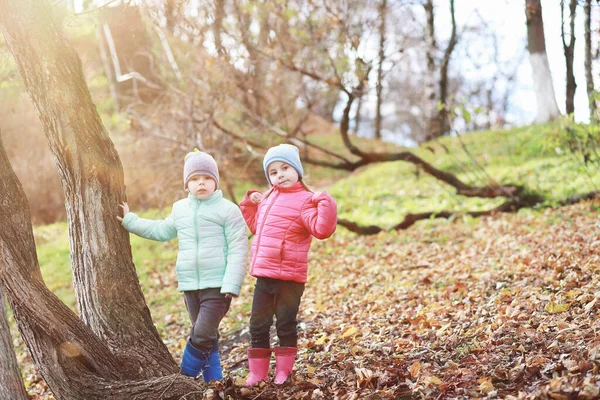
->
xmin=240 ymin=182 xmax=337 ymax=283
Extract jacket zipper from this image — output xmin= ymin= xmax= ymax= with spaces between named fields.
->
xmin=250 ymin=190 xmax=280 ymax=272
xmin=194 ymin=201 xmax=201 ymax=287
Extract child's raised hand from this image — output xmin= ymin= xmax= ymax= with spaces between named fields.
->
xmin=116 ymin=202 xmax=130 ymax=222
xmin=250 ymin=192 xmax=263 ymax=204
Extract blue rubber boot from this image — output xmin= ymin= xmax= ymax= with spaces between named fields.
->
xmin=202 ymin=342 xmax=223 ymax=382
xmin=180 ymin=339 xmax=209 ymax=378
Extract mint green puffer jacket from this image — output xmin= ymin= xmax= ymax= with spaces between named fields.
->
xmin=121 ymin=191 xmax=248 ymax=295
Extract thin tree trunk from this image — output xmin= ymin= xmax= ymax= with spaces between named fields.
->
xmin=0 ymin=0 xmax=174 ymax=375
xmin=0 ymin=290 xmax=29 ymax=400
xmin=214 ymin=0 xmax=226 ymax=56
xmin=254 ymin=8 xmax=270 ymax=116
xmin=164 ymin=0 xmax=178 ymax=34
xmin=561 ymin=0 xmax=577 ymax=115
xmin=423 ymin=0 xmax=438 ymax=140
xmin=96 ymin=24 xmax=120 ymax=112
xmin=355 ymin=93 xmax=363 ymax=135
xmin=374 ymin=0 xmax=387 ymax=140
xmin=525 ymin=0 xmax=561 ymax=122
xmin=584 ymin=0 xmax=596 ymax=120
xmin=438 ymin=0 xmax=457 ymax=135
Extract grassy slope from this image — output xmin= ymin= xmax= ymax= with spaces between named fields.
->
xmin=11 ymin=122 xmax=600 ymax=397
xmin=328 ymin=123 xmax=600 ymax=228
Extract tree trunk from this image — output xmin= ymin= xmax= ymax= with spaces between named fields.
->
xmin=0 ymin=134 xmax=129 ymax=398
xmin=0 ymin=0 xmax=208 ymax=398
xmin=234 ymin=1 xmax=269 ymax=116
xmin=0 ymin=0 xmax=174 ymax=374
xmin=561 ymin=0 xmax=577 ymax=115
xmin=584 ymin=0 xmax=596 ymax=120
xmin=355 ymin=93 xmax=364 ymax=135
xmin=214 ymin=0 xmax=226 ymax=56
xmin=438 ymin=0 xmax=457 ymax=135
xmin=525 ymin=0 xmax=561 ymax=122
xmin=96 ymin=23 xmax=120 ymax=112
xmin=0 ymin=291 xmax=29 ymax=400
xmin=423 ymin=0 xmax=439 ymax=140
xmin=374 ymin=0 xmax=387 ymax=140
xmin=164 ymin=0 xmax=178 ymax=34
xmin=254 ymin=8 xmax=270 ymax=116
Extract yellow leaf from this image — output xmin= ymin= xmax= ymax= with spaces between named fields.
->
xmin=343 ymin=326 xmax=358 ymax=338
xmin=478 ymin=376 xmax=494 ymax=394
xmin=545 ymin=302 xmax=570 ymax=314
xmin=315 ymin=335 xmax=328 ymax=345
xmin=306 ymin=365 xmax=316 ymax=374
xmin=427 ymin=375 xmax=442 ymax=385
xmin=409 ymin=361 xmax=421 ymax=377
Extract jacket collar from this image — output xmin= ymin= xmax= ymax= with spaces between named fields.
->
xmin=188 ymin=190 xmax=223 ymax=205
xmin=272 ymin=181 xmax=304 ymax=193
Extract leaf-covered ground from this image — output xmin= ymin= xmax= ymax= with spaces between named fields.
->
xmin=13 ymin=200 xmax=600 ymax=399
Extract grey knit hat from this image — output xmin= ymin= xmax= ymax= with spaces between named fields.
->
xmin=183 ymin=149 xmax=219 ymax=190
xmin=263 ymin=144 xmax=304 ymax=185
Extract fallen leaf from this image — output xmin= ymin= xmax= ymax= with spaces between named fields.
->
xmin=545 ymin=302 xmax=570 ymax=313
xmin=409 ymin=361 xmax=421 ymax=378
xmin=342 ymin=326 xmax=358 ymax=338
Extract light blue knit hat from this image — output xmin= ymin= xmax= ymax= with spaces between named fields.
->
xmin=263 ymin=144 xmax=304 ymax=184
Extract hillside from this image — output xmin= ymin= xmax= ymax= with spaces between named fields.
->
xmin=329 ymin=122 xmax=600 ymax=228
xmin=8 ymin=122 xmax=600 ymax=399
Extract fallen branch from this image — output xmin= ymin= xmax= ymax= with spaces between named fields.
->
xmin=338 ymin=191 xmax=545 ymax=235
xmin=558 ymin=190 xmax=600 ymax=205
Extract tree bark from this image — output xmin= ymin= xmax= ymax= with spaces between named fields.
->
xmin=584 ymin=0 xmax=596 ymax=120
xmin=438 ymin=0 xmax=457 ymax=135
xmin=561 ymin=0 xmax=577 ymax=115
xmin=0 ymin=134 xmax=125 ymax=398
xmin=423 ymin=0 xmax=439 ymax=140
xmin=164 ymin=0 xmax=179 ymax=34
xmin=213 ymin=0 xmax=226 ymax=56
xmin=0 ymin=290 xmax=29 ymax=400
xmin=233 ymin=0 xmax=269 ymax=116
xmin=374 ymin=0 xmax=387 ymax=140
xmin=96 ymin=23 xmax=120 ymax=112
xmin=355 ymin=93 xmax=364 ymax=135
xmin=0 ymin=0 xmax=174 ymax=374
xmin=0 ymin=0 xmax=209 ymax=397
xmin=525 ymin=0 xmax=561 ymax=122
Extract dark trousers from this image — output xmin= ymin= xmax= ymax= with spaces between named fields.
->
xmin=184 ymin=288 xmax=231 ymax=353
xmin=249 ymin=277 xmax=305 ymax=349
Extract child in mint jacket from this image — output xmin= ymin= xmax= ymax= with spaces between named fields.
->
xmin=117 ymin=150 xmax=248 ymax=381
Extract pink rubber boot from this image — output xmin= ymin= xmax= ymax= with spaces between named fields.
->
xmin=245 ymin=347 xmax=271 ymax=386
xmin=274 ymin=347 xmax=297 ymax=384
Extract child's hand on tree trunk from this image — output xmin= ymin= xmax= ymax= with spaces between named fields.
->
xmin=116 ymin=202 xmax=129 ymax=222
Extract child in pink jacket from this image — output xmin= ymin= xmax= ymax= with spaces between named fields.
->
xmin=240 ymin=144 xmax=337 ymax=386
